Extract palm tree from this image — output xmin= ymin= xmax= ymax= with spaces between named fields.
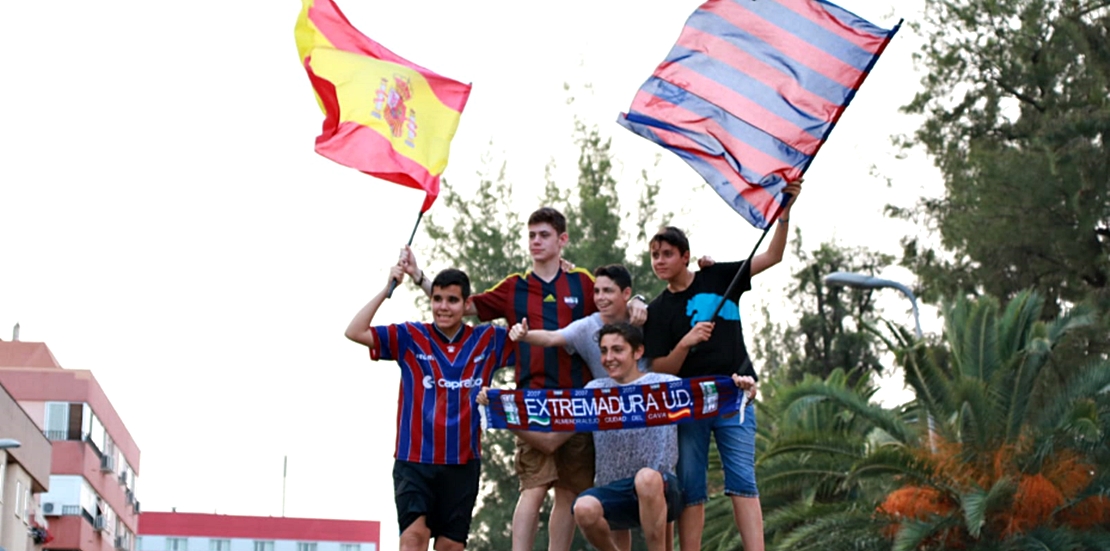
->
xmin=759 ymin=291 xmax=1110 ymax=550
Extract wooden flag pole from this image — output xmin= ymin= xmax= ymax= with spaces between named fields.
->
xmin=707 ymin=193 xmax=793 ymax=321
xmin=387 ymin=209 xmax=424 ymax=299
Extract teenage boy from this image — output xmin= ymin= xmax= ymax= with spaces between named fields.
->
xmin=510 ymin=264 xmax=646 ymax=381
xmin=572 ymin=324 xmax=757 ymax=551
xmin=643 ymin=182 xmax=801 ymax=551
xmin=345 ymin=264 xmax=515 ymax=551
xmin=401 ymin=208 xmax=646 ymax=551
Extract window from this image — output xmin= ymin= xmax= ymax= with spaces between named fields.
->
xmin=296 ymin=543 xmax=317 ymax=551
xmin=15 ymin=480 xmax=23 ymax=518
xmin=136 ymin=537 xmax=143 ymax=551
xmin=23 ymin=486 xmax=32 ymax=523
xmin=167 ymin=538 xmax=188 ymax=551
xmin=44 ymin=402 xmax=70 ymax=440
xmin=209 ymin=540 xmax=231 ymax=551
xmin=340 ymin=545 xmax=360 ymax=551
xmin=253 ymin=542 xmax=274 ymax=551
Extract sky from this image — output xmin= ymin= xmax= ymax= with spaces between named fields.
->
xmin=1 ymin=0 xmax=938 ymax=548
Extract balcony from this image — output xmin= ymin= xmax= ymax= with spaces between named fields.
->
xmin=45 ymin=429 xmax=71 ymax=441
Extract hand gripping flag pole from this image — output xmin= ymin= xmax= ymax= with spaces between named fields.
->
xmin=386 ymin=210 xmax=424 ymax=298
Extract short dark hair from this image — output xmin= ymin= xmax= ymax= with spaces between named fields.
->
xmin=431 ymin=269 xmax=471 ymax=299
xmin=528 ymin=207 xmax=567 ymax=235
xmin=597 ymin=322 xmax=644 ymax=350
xmin=650 ymin=226 xmax=690 ymax=256
xmin=594 ymin=264 xmax=632 ymax=291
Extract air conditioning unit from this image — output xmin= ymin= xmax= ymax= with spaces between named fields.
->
xmin=94 ymin=515 xmax=106 ymax=531
xmin=100 ymin=454 xmax=115 ymax=472
xmin=118 ymin=471 xmax=128 ymax=485
xmin=134 ymin=500 xmax=141 ymax=514
xmin=114 ymin=536 xmax=126 ymax=550
xmin=42 ymin=502 xmax=58 ymax=515
xmin=126 ymin=490 xmax=134 ymax=505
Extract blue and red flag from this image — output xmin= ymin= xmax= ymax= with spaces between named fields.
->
xmin=618 ymin=0 xmax=901 ymax=228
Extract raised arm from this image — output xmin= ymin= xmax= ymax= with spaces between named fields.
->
xmin=399 ymin=246 xmax=480 ymax=316
xmin=751 ymin=180 xmax=802 ymax=277
xmin=345 ymin=264 xmax=405 ymax=347
xmin=509 ymin=319 xmax=568 ymax=348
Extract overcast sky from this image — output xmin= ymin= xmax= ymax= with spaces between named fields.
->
xmin=1 ymin=1 xmax=935 ymax=548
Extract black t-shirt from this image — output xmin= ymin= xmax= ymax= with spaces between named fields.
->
xmin=643 ymin=261 xmax=756 ymax=379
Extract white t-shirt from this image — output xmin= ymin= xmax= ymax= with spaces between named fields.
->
xmin=586 ymin=372 xmax=681 ymax=486
xmin=556 ymin=313 xmax=648 ymax=379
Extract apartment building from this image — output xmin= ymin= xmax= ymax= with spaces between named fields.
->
xmin=0 ymin=340 xmax=140 ymax=551
xmin=0 ymin=376 xmax=52 ymax=551
xmin=137 ymin=513 xmax=379 ymax=551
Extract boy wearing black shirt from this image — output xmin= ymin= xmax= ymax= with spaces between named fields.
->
xmin=642 ymin=181 xmax=800 ymax=551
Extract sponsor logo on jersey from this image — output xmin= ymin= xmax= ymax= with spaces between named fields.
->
xmin=422 ymin=375 xmax=484 ymax=390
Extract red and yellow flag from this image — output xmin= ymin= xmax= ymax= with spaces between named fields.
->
xmin=295 ymin=0 xmax=471 ymax=212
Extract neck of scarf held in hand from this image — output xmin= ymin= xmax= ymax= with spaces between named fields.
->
xmin=480 ymin=376 xmax=749 ymax=432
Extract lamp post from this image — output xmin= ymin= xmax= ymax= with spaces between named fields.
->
xmin=823 ymin=271 xmax=922 ymax=338
xmin=0 ymin=438 xmax=21 ymax=449
xmin=823 ymin=271 xmax=934 ymax=449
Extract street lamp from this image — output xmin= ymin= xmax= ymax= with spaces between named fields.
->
xmin=823 ymin=271 xmax=934 ymax=449
xmin=0 ymin=438 xmax=21 ymax=449
xmin=823 ymin=271 xmax=922 ymax=338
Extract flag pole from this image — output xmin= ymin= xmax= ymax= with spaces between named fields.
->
xmin=387 ymin=209 xmax=424 ymax=298
xmin=707 ymin=193 xmax=792 ymax=321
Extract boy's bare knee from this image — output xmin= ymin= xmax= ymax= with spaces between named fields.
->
xmin=573 ymin=496 xmax=604 ymax=527
xmin=634 ymin=468 xmax=663 ymax=495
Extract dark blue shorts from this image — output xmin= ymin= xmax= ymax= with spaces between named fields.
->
xmin=575 ymin=471 xmax=683 ymax=531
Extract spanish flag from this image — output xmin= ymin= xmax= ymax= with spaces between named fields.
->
xmin=295 ymin=0 xmax=471 ymax=212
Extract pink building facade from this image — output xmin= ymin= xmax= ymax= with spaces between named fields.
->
xmin=0 ymin=341 xmax=140 ymax=551
xmin=137 ymin=513 xmax=379 ymax=551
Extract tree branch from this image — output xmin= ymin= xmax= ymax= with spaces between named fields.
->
xmin=993 ymin=78 xmax=1046 ymax=112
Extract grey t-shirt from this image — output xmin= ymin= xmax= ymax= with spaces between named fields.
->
xmin=557 ymin=313 xmax=648 ymax=379
xmin=585 ymin=372 xmax=680 ymax=486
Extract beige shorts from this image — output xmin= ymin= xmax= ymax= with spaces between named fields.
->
xmin=514 ymin=432 xmax=595 ymax=494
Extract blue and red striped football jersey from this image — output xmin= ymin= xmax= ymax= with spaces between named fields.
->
xmin=371 ymin=322 xmax=514 ymax=464
xmin=472 ymin=268 xmax=596 ymax=389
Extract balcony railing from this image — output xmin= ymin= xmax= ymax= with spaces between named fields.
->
xmin=61 ymin=505 xmax=82 ymax=516
xmin=45 ymin=430 xmax=71 ymax=441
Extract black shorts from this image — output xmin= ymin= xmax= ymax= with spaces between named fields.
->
xmin=393 ymin=459 xmax=481 ymax=545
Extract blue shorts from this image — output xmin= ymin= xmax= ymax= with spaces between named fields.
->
xmin=676 ymin=403 xmax=757 ymax=505
xmin=575 ymin=471 xmax=683 ymax=530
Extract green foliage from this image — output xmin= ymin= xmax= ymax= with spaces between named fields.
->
xmin=763 ymin=291 xmax=1110 ymax=550
xmin=424 ymin=156 xmax=529 ymax=292
xmin=546 ymin=123 xmax=670 ymax=299
xmin=891 ymin=0 xmax=1110 ymax=317
xmin=752 ymin=237 xmax=894 ymax=383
